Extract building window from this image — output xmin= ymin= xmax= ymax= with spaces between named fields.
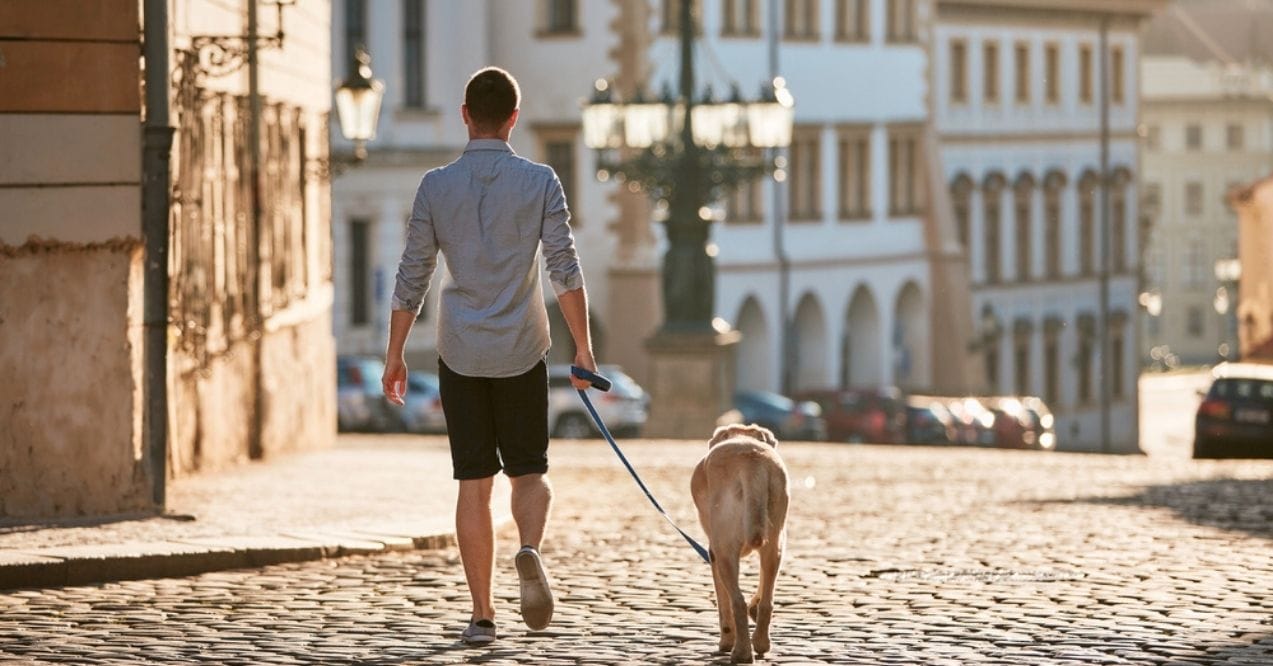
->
xmin=789 ymin=126 xmax=822 ymax=221
xmin=539 ymin=129 xmax=579 ymax=225
xmin=1187 ymin=305 xmax=1205 ymax=338
xmin=1015 ymin=338 xmax=1030 ymax=396
xmin=951 ymin=176 xmax=973 ymax=249
xmin=1185 ymin=124 xmax=1202 ymax=151
xmin=1144 ymin=181 xmax=1161 ymax=211
xmin=950 ymin=40 xmax=968 ymax=104
xmin=1044 ymin=336 xmax=1059 ymax=405
xmin=1077 ymin=337 xmax=1092 ymax=404
xmin=886 ymin=0 xmax=917 ymax=43
xmin=1111 ymin=45 xmax=1125 ymax=104
xmin=1079 ymin=44 xmax=1093 ymax=104
xmin=543 ymin=0 xmax=578 ymax=34
xmin=888 ymin=126 xmax=925 ymax=216
xmin=349 ymin=218 xmax=370 ymax=326
xmin=726 ymin=172 xmax=764 ymax=223
xmin=785 ymin=0 xmax=819 ymax=39
xmin=345 ymin=0 xmax=367 ymax=77
xmin=722 ymin=0 xmax=759 ymax=36
xmin=1227 ymin=123 xmax=1245 ymax=151
xmin=1014 ymin=42 xmax=1030 ymax=104
xmin=1014 ymin=176 xmax=1033 ymax=282
xmin=403 ymin=0 xmax=427 ymax=108
xmin=1044 ymin=43 xmax=1060 ymax=104
xmin=1044 ymin=174 xmax=1063 ymax=279
xmin=983 ymin=177 xmax=1004 ymax=284
xmin=662 ymin=0 xmax=701 ymax=34
xmin=838 ymin=128 xmax=871 ymax=219
xmin=984 ymin=41 xmax=1000 ymax=104
xmin=1185 ymin=181 xmax=1203 ymax=216
xmin=1184 ymin=242 xmax=1206 ymax=289
xmin=1079 ymin=174 xmax=1096 ymax=276
xmin=1111 ymin=331 xmax=1124 ymax=398
xmin=1145 ymin=124 xmax=1160 ymax=151
xmin=835 ymin=0 xmax=868 ymax=41
xmin=1111 ymin=177 xmax=1127 ymax=273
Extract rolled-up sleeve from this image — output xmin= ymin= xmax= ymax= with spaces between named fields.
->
xmin=391 ymin=176 xmax=438 ymax=314
xmin=541 ymin=171 xmax=585 ymax=296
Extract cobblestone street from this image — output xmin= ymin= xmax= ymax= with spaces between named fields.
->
xmin=2 ymin=439 xmax=1270 ymax=664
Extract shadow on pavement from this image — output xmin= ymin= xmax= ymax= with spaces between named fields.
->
xmin=1044 ymin=477 xmax=1273 ymax=541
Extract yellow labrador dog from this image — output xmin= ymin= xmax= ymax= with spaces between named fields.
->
xmin=691 ymin=424 xmax=790 ymax=663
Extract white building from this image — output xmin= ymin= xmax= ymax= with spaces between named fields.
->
xmin=1139 ymin=1 xmax=1273 ymax=367
xmin=332 ymin=0 xmax=974 ymax=396
xmin=933 ymin=0 xmax=1163 ymax=452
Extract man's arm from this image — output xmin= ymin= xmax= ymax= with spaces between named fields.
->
xmin=383 ymin=177 xmax=438 ymax=405
xmin=540 ymin=171 xmax=594 ymax=389
xmin=556 ymin=287 xmax=596 ymax=390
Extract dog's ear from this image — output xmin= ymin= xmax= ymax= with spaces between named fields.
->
xmin=709 ymin=424 xmax=740 ymax=448
xmin=746 ymin=424 xmax=779 ymax=448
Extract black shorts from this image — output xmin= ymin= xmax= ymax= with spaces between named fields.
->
xmin=437 ymin=358 xmax=549 ymax=480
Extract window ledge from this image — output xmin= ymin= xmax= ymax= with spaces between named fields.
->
xmin=395 ymin=107 xmax=443 ymax=121
xmin=536 ymin=28 xmax=582 ymax=39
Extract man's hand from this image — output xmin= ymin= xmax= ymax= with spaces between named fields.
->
xmin=383 ymin=357 xmax=408 ymax=406
xmin=571 ymin=350 xmax=598 ymax=390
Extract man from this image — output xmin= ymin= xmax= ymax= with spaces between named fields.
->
xmin=381 ymin=67 xmax=596 ymax=645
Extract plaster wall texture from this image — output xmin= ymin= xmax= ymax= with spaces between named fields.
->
xmin=0 ymin=246 xmax=150 ymax=518
xmin=1234 ymin=179 xmax=1273 ymax=360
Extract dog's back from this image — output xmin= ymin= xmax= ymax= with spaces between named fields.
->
xmin=700 ymin=441 xmax=788 ymax=555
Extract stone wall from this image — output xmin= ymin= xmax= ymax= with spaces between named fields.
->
xmin=1233 ymin=177 xmax=1273 ymax=361
xmin=0 ymin=243 xmax=150 ymax=517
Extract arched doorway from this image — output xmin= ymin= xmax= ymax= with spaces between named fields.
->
xmin=792 ymin=293 xmax=829 ymax=391
xmin=734 ymin=297 xmax=772 ymax=392
xmin=844 ymin=285 xmax=882 ymax=388
xmin=893 ymin=282 xmax=928 ymax=390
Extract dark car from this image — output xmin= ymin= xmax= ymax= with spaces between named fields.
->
xmin=337 ymin=355 xmax=404 ymax=433
xmin=903 ymin=396 xmax=957 ymax=445
xmin=732 ymin=390 xmax=826 ymax=441
xmin=1194 ymin=363 xmax=1273 ymax=459
xmin=795 ymin=388 xmax=905 ymax=443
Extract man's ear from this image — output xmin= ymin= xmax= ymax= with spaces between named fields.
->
xmin=504 ymin=108 xmax=520 ymax=133
xmin=461 ymin=104 xmax=471 ymax=126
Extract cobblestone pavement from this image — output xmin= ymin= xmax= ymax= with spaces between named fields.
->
xmin=1 ymin=440 xmax=1270 ymax=664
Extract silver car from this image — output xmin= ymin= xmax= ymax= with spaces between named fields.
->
xmin=547 ymin=364 xmax=649 ymax=439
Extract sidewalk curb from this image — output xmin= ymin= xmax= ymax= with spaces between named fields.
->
xmin=0 ymin=513 xmax=511 ymax=592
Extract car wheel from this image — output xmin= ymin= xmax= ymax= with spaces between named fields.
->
xmin=553 ymin=413 xmax=594 ymax=439
xmin=1192 ymin=436 xmax=1218 ymax=459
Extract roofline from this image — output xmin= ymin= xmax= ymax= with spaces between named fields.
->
xmin=938 ymin=0 xmax=1166 ymax=17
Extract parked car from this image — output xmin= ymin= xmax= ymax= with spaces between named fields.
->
xmin=731 ymin=390 xmax=826 ymax=441
xmin=984 ymin=397 xmax=1038 ymax=449
xmin=1020 ymin=397 xmax=1057 ymax=450
xmin=795 ymin=388 xmax=905 ymax=443
xmin=945 ymin=397 xmax=997 ymax=446
xmin=1194 ymin=363 xmax=1273 ymax=459
xmin=903 ymin=396 xmax=958 ymax=445
xmin=547 ymin=364 xmax=649 ymax=438
xmin=401 ymin=371 xmax=446 ymax=434
xmin=336 ymin=355 xmax=402 ymax=433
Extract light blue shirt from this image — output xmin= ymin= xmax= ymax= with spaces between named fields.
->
xmin=391 ymin=139 xmax=585 ymax=378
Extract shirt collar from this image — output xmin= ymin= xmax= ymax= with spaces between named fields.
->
xmin=464 ymin=139 xmax=514 ymax=154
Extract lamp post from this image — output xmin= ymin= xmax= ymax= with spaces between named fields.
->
xmin=581 ymin=0 xmax=793 ymax=436
xmin=581 ymin=0 xmax=793 ymax=333
xmin=335 ymin=47 xmax=385 ymax=162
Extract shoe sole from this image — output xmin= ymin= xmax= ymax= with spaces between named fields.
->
xmin=515 ymin=550 xmax=554 ymax=631
xmin=462 ymin=634 xmax=495 ymax=645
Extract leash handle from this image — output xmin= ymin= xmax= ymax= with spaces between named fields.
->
xmin=570 ymin=365 xmax=612 ymax=392
xmin=574 ymin=387 xmax=711 ymax=565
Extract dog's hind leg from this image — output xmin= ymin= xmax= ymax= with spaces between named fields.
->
xmin=710 ymin=550 xmax=735 ymax=654
xmin=714 ymin=552 xmax=753 ymax=664
xmin=751 ymin=535 xmax=782 ymax=658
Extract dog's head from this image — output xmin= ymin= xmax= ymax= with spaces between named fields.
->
xmin=709 ymin=423 xmax=779 ymax=449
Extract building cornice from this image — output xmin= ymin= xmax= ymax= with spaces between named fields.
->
xmin=938 ymin=0 xmax=1165 ymax=17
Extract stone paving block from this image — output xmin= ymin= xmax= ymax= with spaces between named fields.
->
xmin=0 ymin=551 xmax=67 ymax=591
xmin=176 ymin=536 xmax=326 ymax=568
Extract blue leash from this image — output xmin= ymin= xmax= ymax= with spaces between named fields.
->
xmin=570 ymin=366 xmax=711 ymax=565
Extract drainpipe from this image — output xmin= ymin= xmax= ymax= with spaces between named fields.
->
xmin=142 ymin=0 xmax=175 ymax=510
xmin=769 ymin=0 xmax=791 ymax=395
xmin=248 ymin=0 xmax=266 ymax=459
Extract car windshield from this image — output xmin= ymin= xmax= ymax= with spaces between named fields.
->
xmin=1210 ymin=378 xmax=1273 ymax=402
xmin=738 ymin=391 xmax=794 ymax=411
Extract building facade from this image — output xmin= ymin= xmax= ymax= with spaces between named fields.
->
xmin=933 ymin=0 xmax=1162 ymax=452
xmin=1139 ymin=1 xmax=1273 ymax=366
xmin=0 ymin=0 xmax=336 ymax=518
xmin=332 ymin=0 xmax=977 ymax=402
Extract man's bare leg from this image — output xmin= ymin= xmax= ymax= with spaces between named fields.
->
xmin=456 ymin=476 xmax=495 ymax=621
xmin=509 ymin=473 xmax=552 ymax=548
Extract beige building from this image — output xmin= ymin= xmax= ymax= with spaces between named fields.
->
xmin=1230 ymin=178 xmax=1273 ymax=362
xmin=0 ymin=0 xmax=335 ymax=518
xmin=1140 ymin=0 xmax=1273 ymax=366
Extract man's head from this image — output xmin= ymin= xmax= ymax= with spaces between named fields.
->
xmin=463 ymin=67 xmax=520 ymax=139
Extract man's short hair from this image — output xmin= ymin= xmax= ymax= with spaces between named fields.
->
xmin=465 ymin=67 xmax=520 ymax=132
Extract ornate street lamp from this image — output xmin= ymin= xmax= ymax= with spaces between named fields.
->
xmin=581 ymin=0 xmax=793 ymax=334
xmin=335 ymin=47 xmax=385 ymax=162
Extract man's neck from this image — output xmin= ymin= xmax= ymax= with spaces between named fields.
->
xmin=469 ymin=133 xmax=509 ymax=142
